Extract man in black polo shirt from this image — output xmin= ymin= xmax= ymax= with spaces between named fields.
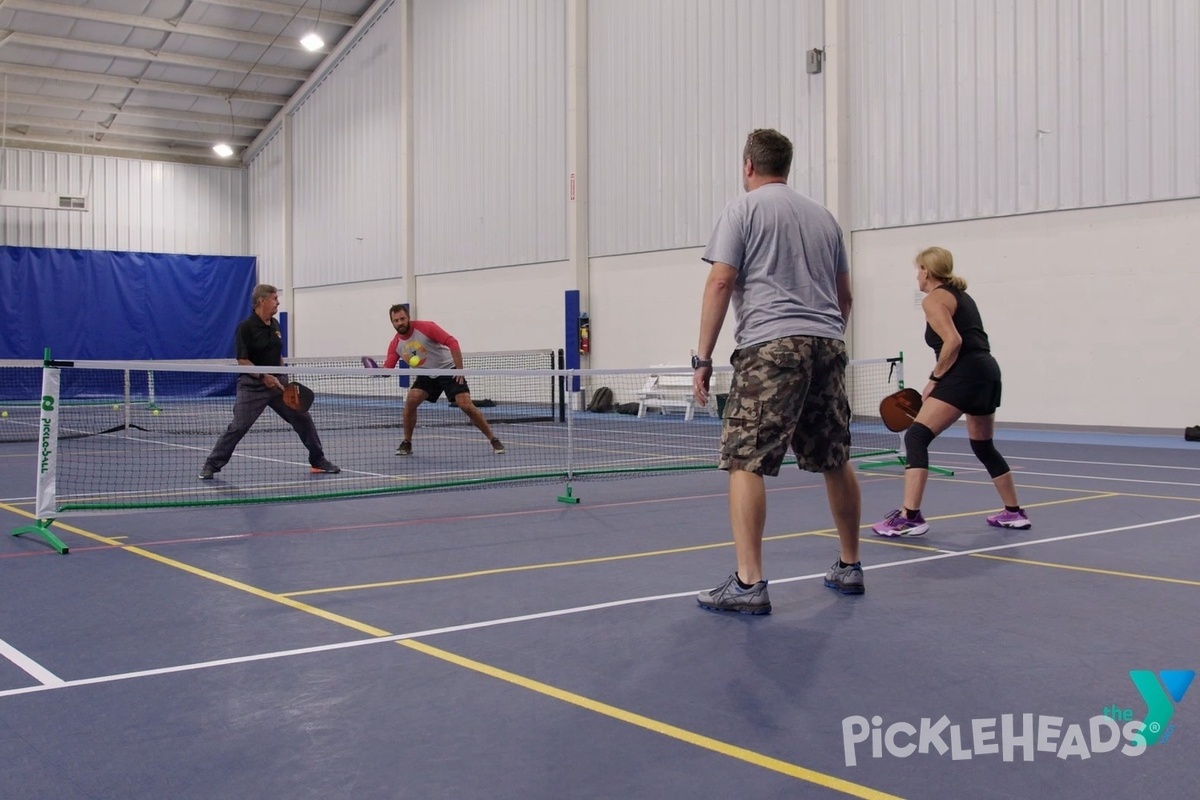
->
xmin=200 ymin=284 xmax=339 ymax=480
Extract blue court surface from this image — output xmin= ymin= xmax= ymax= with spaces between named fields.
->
xmin=1 ymin=426 xmax=1198 ymax=799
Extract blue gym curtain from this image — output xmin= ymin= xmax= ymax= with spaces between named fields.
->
xmin=0 ymin=246 xmax=256 ymax=398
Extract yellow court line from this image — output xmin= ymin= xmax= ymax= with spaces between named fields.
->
xmin=400 ymin=639 xmax=903 ymax=800
xmin=809 ymin=494 xmax=1117 ymax=545
xmin=280 ymin=537 xmax=798 ymax=597
xmin=285 ymin=493 xmax=1118 ymax=597
xmin=1101 ymin=490 xmax=1200 ymax=504
xmin=966 ymin=553 xmax=1200 ymax=587
xmin=0 ymin=501 xmax=904 ymax=798
xmin=0 ymin=503 xmax=390 ymax=638
xmin=915 ymin=474 xmax=1128 ymax=496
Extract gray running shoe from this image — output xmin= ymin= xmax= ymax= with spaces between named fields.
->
xmin=310 ymin=459 xmax=340 ymax=474
xmin=697 ymin=574 xmax=771 ymax=615
xmin=490 ymin=437 xmax=506 ymax=454
xmin=199 ymin=465 xmax=216 ymax=480
xmin=395 ymin=440 xmax=412 ymax=456
xmin=824 ymin=560 xmax=865 ymax=595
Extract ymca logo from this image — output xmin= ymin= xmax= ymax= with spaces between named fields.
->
xmin=1129 ymin=670 xmax=1194 ymax=746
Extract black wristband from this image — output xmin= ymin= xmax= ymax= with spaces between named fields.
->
xmin=929 ymin=372 xmax=942 ymax=382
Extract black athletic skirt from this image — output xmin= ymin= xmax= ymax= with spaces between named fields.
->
xmin=930 ymin=353 xmax=1002 ymax=416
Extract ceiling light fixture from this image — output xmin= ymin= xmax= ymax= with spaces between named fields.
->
xmin=300 ymin=0 xmax=324 ymax=51
xmin=213 ymin=98 xmax=235 ymax=158
xmin=215 ymin=0 xmax=312 ymax=158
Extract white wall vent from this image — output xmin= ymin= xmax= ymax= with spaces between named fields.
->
xmin=0 ymin=190 xmax=89 ymax=212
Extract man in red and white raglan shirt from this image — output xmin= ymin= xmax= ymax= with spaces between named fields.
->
xmin=383 ymin=303 xmax=505 ymax=456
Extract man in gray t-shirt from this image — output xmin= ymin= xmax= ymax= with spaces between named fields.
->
xmin=692 ymin=128 xmax=864 ymax=615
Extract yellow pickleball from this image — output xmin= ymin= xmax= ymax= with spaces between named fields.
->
xmin=408 ymin=355 xmax=421 ymax=367
xmin=1 ymin=411 xmax=7 ymax=417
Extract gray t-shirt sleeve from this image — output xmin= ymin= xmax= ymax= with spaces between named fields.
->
xmin=702 ymin=201 xmax=745 ymax=269
xmin=834 ymin=227 xmax=849 ymax=274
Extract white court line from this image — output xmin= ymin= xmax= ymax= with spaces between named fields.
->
xmin=2 ymin=511 xmax=1198 ymax=700
xmin=933 ymin=450 xmax=1200 ymax=472
xmin=1012 ymin=456 xmax=1200 ymax=472
xmin=0 ymin=637 xmax=64 ymax=687
xmin=1003 ymin=470 xmax=1200 ymax=489
xmin=920 ymin=464 xmax=1200 ymax=490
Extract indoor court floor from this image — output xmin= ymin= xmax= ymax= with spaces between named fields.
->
xmin=1 ymin=427 xmax=1197 ymax=799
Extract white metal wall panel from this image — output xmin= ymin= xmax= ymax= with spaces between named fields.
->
xmin=850 ymin=0 xmax=1200 ymax=230
xmin=0 ymin=149 xmax=246 ymax=253
xmin=412 ymin=0 xmax=567 ymax=275
xmin=247 ymin=131 xmax=286 ymax=290
xmin=291 ymin=3 xmax=404 ymax=288
xmin=588 ymin=0 xmax=825 ymax=258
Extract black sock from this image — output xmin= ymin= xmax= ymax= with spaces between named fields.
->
xmin=1005 ymin=505 xmax=1021 ymax=513
xmin=735 ymin=573 xmax=754 ymax=590
xmin=903 ymin=508 xmax=920 ymax=519
xmin=837 ymin=559 xmax=857 ymax=569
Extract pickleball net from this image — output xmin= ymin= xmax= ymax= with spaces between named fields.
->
xmin=4 ymin=355 xmax=904 ymax=518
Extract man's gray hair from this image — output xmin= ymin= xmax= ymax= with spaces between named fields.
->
xmin=251 ymin=283 xmax=278 ymax=308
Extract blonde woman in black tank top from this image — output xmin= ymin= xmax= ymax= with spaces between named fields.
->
xmin=870 ymin=247 xmax=1031 ymax=537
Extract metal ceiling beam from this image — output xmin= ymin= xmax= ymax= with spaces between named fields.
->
xmin=188 ymin=0 xmax=359 ymax=29
xmin=0 ymin=63 xmax=290 ymax=106
xmin=0 ymin=129 xmax=241 ymax=164
xmin=245 ymin=0 xmax=397 ymax=159
xmin=2 ymin=30 xmax=311 ymax=81
xmin=0 ymin=90 xmax=268 ymax=131
xmin=1 ymin=0 xmax=343 ymax=52
xmin=3 ymin=113 xmax=254 ymax=147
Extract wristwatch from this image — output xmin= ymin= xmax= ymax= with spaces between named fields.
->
xmin=691 ymin=355 xmax=713 ymax=369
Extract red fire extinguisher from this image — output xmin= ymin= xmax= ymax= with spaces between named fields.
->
xmin=579 ymin=312 xmax=590 ymax=355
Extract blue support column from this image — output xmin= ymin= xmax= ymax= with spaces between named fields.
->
xmin=564 ymin=290 xmax=581 ymax=391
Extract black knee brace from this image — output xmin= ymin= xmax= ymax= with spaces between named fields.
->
xmin=970 ymin=438 xmax=1011 ymax=478
xmin=903 ymin=423 xmax=935 ymax=470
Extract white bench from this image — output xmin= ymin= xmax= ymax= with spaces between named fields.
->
xmin=636 ymin=366 xmax=717 ymax=421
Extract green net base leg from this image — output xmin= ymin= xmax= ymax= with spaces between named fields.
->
xmin=556 ymin=484 xmax=581 ymax=504
xmin=12 ymin=520 xmax=69 ymax=554
xmin=858 ymin=457 xmax=955 ymax=477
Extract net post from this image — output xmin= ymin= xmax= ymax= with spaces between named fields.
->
xmin=11 ymin=352 xmax=69 ymax=554
xmin=857 ymin=352 xmax=955 ymax=476
xmin=123 ymin=369 xmax=132 ymax=431
xmin=556 ymin=364 xmax=581 ymax=504
xmin=146 ymin=369 xmax=159 ymax=411
xmin=556 ymin=349 xmax=566 ymax=423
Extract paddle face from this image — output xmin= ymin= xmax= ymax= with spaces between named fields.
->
xmin=283 ymin=381 xmax=315 ymax=413
xmin=879 ymin=388 xmax=922 ymax=432
xmin=362 ymin=356 xmax=379 ymax=369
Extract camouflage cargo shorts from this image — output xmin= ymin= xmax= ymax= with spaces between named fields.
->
xmin=719 ymin=336 xmax=851 ymax=476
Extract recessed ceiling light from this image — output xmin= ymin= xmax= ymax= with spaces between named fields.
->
xmin=300 ymin=33 xmax=324 ymax=51
xmin=213 ymin=143 xmax=234 ymax=158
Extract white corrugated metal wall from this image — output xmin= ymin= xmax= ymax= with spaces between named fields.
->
xmin=0 ymin=149 xmax=246 ymax=254
xmin=411 ymin=0 xmax=567 ymax=275
xmin=850 ymin=0 xmax=1200 ymax=230
xmin=290 ymin=2 xmax=404 ymax=288
xmin=247 ymin=130 xmax=286 ymax=290
xmin=587 ymin=0 xmax=825 ymax=257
